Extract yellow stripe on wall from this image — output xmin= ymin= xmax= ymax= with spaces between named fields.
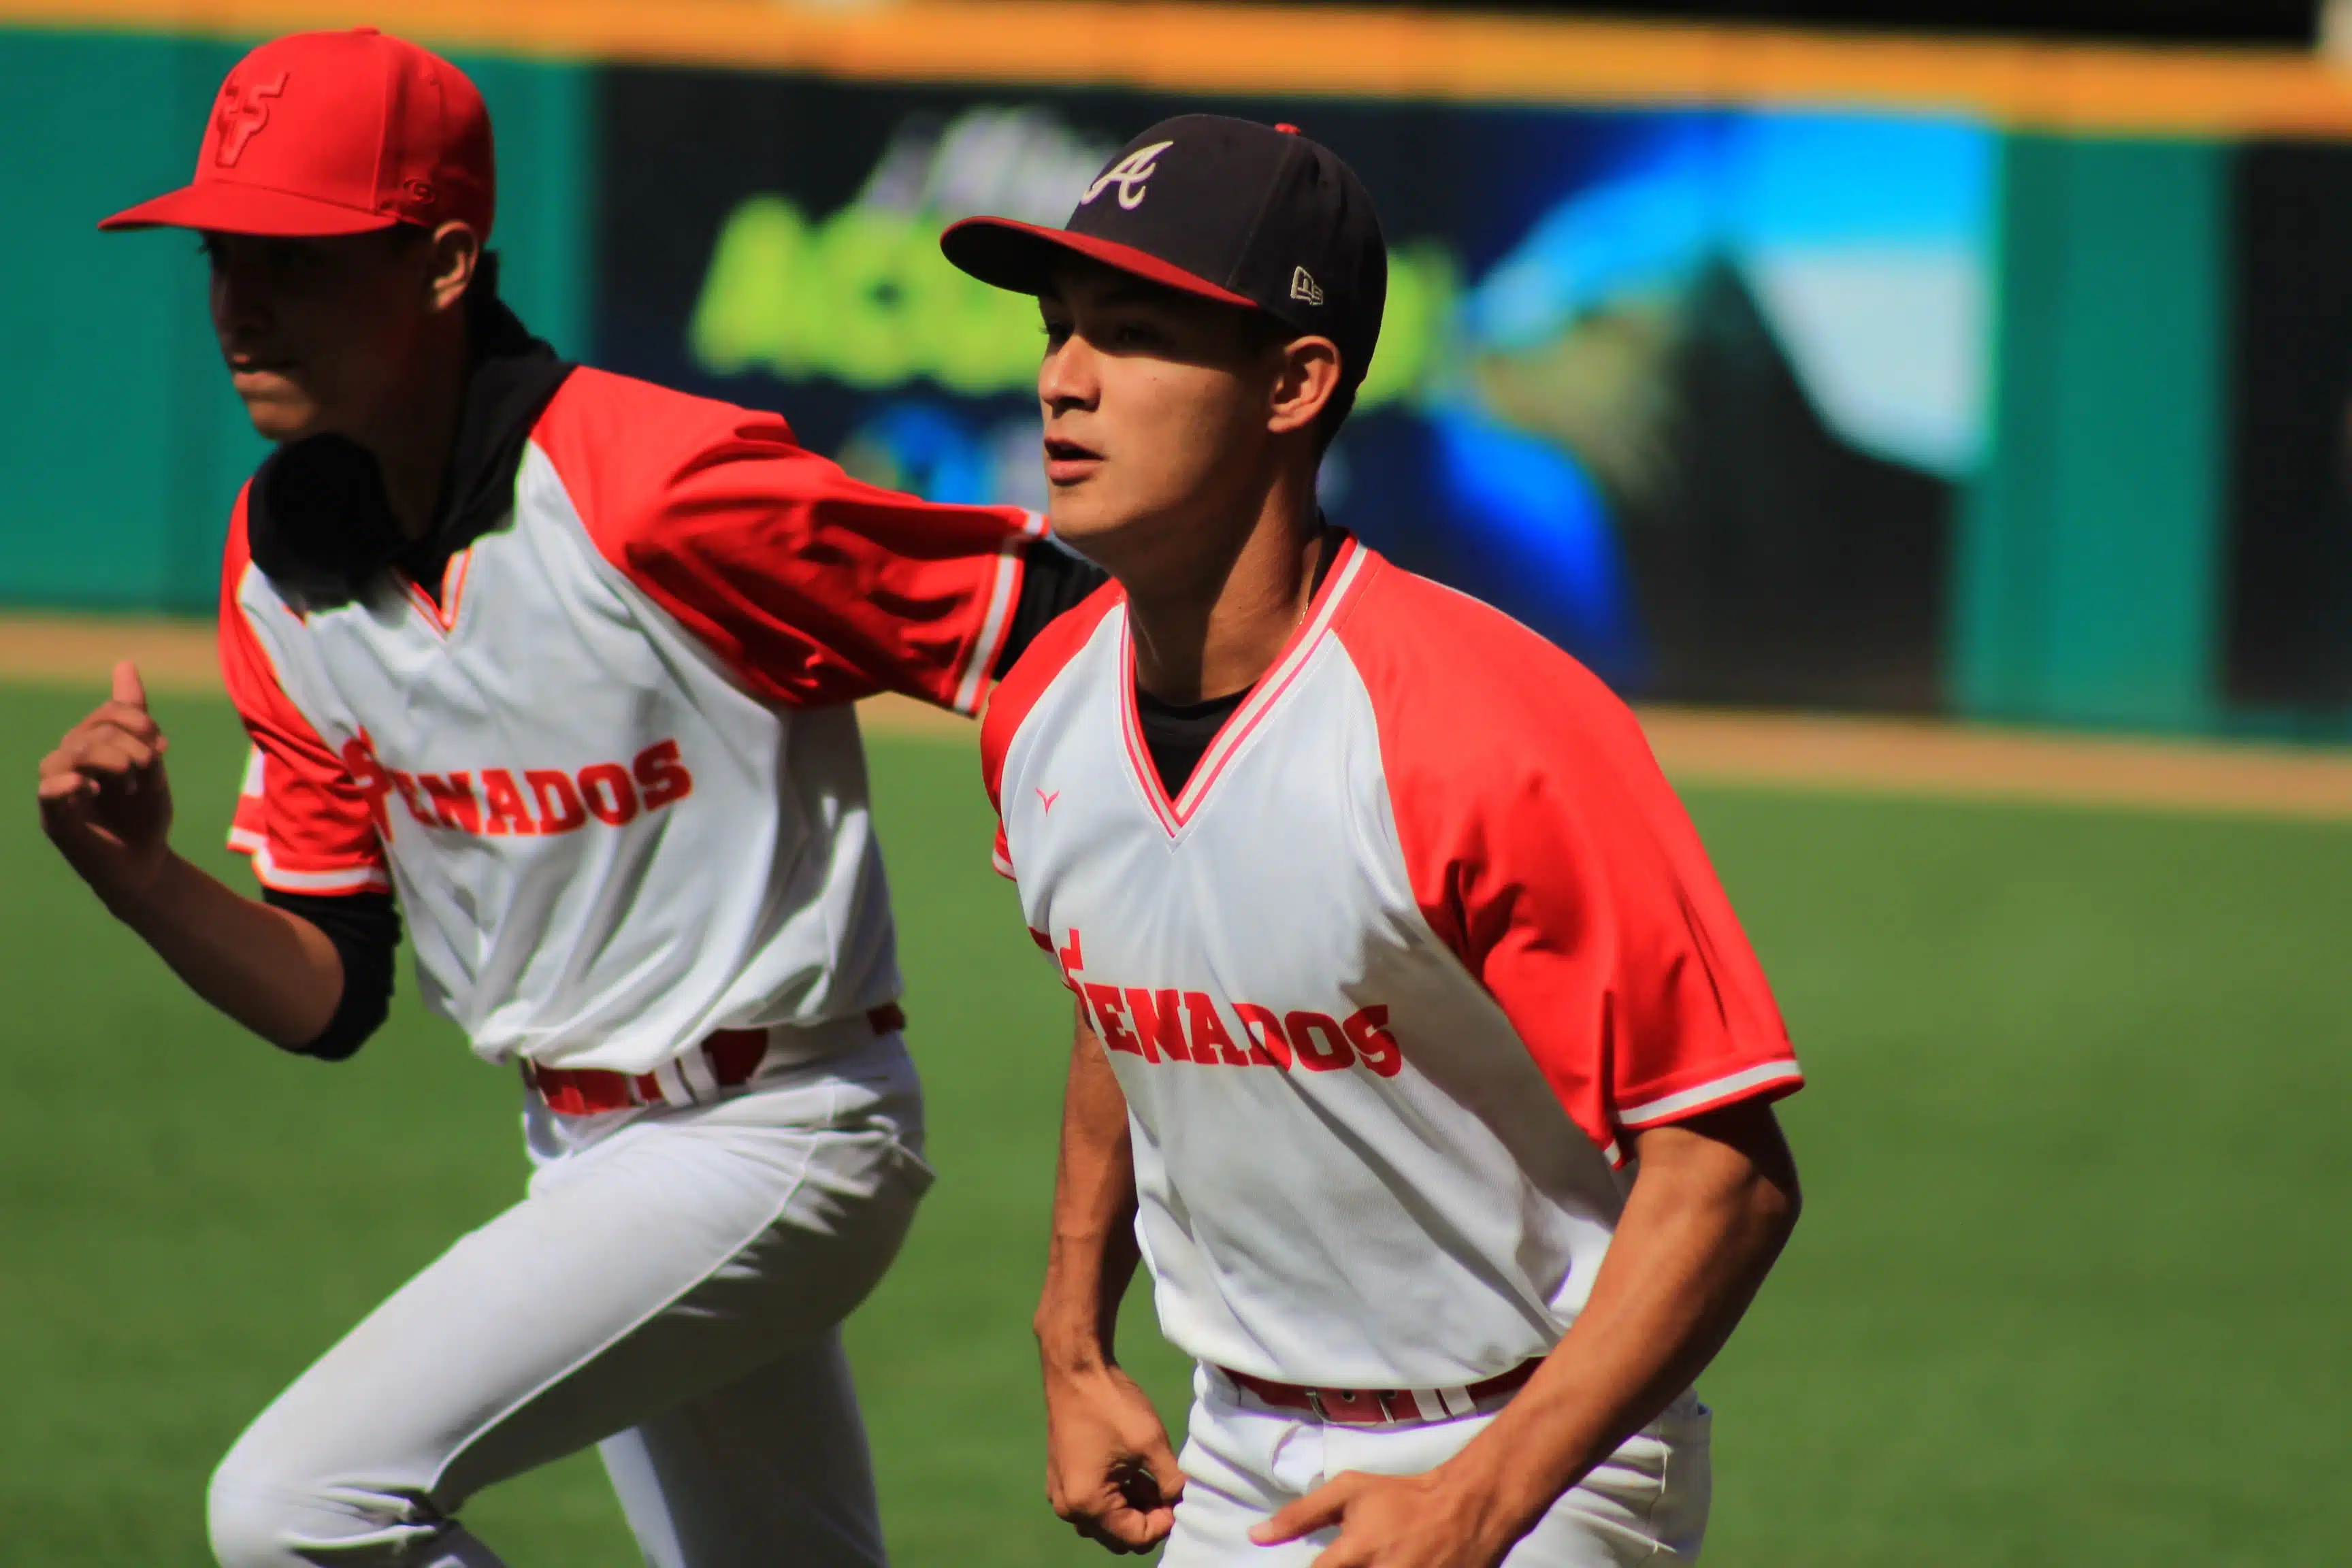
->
xmin=14 ymin=0 xmax=2352 ymax=134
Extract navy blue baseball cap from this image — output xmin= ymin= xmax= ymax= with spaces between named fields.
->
xmin=943 ymin=114 xmax=1388 ymax=394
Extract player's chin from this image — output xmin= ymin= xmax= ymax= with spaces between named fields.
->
xmin=1042 ymin=488 xmax=1130 ymax=551
xmin=231 ymin=376 xmax=327 ymax=444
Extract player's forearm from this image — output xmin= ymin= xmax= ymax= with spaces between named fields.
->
xmin=1035 ymin=1014 xmax=1144 ymax=1375
xmin=1441 ymin=1102 xmax=1801 ymax=1547
xmin=103 ymin=851 xmax=346 ymax=1049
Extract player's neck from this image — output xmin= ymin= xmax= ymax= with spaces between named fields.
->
xmin=1124 ymin=472 xmax=1323 ymax=706
xmin=351 ymin=314 xmax=473 ymax=544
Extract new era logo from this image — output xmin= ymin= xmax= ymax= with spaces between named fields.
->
xmin=1290 ymin=267 xmax=1324 ymax=307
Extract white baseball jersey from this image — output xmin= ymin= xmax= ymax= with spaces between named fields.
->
xmin=221 ymin=366 xmax=1037 ymax=1074
xmin=982 ymin=537 xmax=1801 ymax=1389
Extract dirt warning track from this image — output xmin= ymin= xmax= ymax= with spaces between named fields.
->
xmin=5 ymin=613 xmax=2347 ymax=823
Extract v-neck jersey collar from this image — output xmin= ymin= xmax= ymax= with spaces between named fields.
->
xmin=1115 ymin=531 xmax=1373 ymax=834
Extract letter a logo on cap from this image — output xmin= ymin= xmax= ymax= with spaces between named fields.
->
xmin=1082 ymin=141 xmax=1175 ymax=211
xmin=216 ymin=71 xmax=289 ymax=167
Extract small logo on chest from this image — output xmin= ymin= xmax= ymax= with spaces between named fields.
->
xmin=1036 ymin=787 xmax=1062 ymax=815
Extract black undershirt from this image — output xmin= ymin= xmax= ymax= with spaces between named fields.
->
xmin=263 ymin=887 xmax=399 ymax=1061
xmin=1134 ymin=688 xmax=1248 ymax=799
xmin=994 ymin=532 xmax=1109 ymax=678
xmin=1134 ymin=526 xmax=1343 ymax=799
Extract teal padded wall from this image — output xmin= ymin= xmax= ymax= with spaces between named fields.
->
xmin=0 ymin=29 xmax=589 ymax=614
xmin=1955 ymin=135 xmax=2230 ymax=732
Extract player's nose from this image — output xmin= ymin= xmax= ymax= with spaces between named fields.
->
xmin=209 ymin=261 xmax=278 ymax=344
xmin=1038 ymin=332 xmax=1100 ymax=414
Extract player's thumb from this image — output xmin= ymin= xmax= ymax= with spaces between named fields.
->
xmin=1147 ymin=1444 xmax=1186 ymax=1503
xmin=112 ymin=659 xmax=148 ymax=711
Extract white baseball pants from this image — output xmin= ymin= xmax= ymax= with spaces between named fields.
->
xmin=1162 ymin=1368 xmax=1712 ymax=1565
xmin=206 ymin=1030 xmax=933 ymax=1568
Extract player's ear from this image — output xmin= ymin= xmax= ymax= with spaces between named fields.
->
xmin=424 ymin=221 xmax=481 ymax=315
xmin=1267 ymin=336 xmax=1342 ymax=438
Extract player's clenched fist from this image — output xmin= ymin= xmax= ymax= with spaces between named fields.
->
xmin=1043 ymin=1360 xmax=1186 ymax=1554
xmin=37 ymin=659 xmax=175 ymax=901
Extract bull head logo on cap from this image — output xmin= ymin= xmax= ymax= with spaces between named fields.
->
xmin=215 ymin=72 xmax=289 ymax=168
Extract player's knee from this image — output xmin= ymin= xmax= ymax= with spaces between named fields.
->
xmin=208 ymin=1456 xmax=395 ymax=1568
xmin=206 ymin=1464 xmax=312 ymax=1568
xmin=210 ymin=1454 xmax=459 ymax=1568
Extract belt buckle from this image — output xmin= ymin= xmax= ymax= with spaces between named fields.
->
xmin=1309 ymin=1388 xmax=1386 ymax=1424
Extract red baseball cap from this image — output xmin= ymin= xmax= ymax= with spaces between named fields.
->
xmin=99 ymin=27 xmax=494 ymax=239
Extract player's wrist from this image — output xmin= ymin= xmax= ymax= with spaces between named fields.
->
xmin=1034 ymin=1318 xmax=1115 ymax=1379
xmin=86 ymin=836 xmax=179 ymax=917
xmin=1033 ymin=1273 xmax=1126 ymax=1373
xmin=1428 ymin=1441 xmax=1556 ymax=1556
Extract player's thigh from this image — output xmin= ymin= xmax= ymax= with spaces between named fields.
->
xmin=599 ymin=1330 xmax=883 ymax=1568
xmin=1501 ymin=1406 xmax=1712 ymax=1566
xmin=216 ymin=1083 xmax=929 ymax=1513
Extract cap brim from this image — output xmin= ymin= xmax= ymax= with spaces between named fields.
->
xmin=98 ymin=182 xmax=404 ymax=237
xmin=941 ymin=217 xmax=1257 ymax=310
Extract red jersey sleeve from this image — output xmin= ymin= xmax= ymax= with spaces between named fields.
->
xmin=219 ymin=492 xmax=391 ymax=896
xmin=538 ymin=369 xmax=1042 ymax=714
xmin=1338 ymin=564 xmax=1799 ymax=1165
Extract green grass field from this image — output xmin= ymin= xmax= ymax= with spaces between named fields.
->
xmin=3 ymin=683 xmax=2347 ymax=1565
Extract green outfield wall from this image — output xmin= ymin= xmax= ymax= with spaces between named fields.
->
xmin=1 ymin=13 xmax=2342 ymax=739
xmin=1957 ymin=135 xmax=2232 ymax=733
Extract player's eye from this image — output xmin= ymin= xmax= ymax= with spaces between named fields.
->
xmin=257 ymin=239 xmax=321 ymax=278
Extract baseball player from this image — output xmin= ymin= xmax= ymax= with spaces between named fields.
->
xmin=941 ymin=116 xmax=1805 ymax=1565
xmin=38 ymin=29 xmax=1104 ymax=1568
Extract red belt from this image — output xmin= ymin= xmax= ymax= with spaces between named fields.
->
xmin=1222 ymin=1357 xmax=1545 ymax=1426
xmin=524 ymin=1004 xmax=905 ymax=1117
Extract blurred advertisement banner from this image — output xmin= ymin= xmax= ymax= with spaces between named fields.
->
xmin=599 ymin=70 xmax=1995 ymax=710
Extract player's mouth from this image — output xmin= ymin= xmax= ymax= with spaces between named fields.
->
xmin=1043 ymin=435 xmax=1102 ymax=487
xmin=227 ymin=353 xmax=299 ymax=381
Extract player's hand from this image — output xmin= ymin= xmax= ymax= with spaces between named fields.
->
xmin=37 ymin=661 xmax=177 ymax=903
xmin=1252 ymin=1466 xmax=1516 ymax=1567
xmin=1041 ymin=1360 xmax=1185 ymax=1554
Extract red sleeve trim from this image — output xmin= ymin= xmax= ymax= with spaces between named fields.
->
xmin=246 ymin=845 xmax=393 ymax=896
xmin=1616 ymin=1060 xmax=1805 ymax=1129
